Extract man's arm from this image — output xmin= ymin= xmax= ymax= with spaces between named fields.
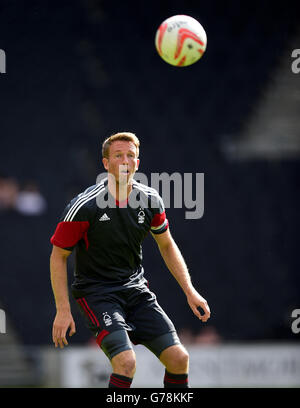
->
xmin=151 ymin=229 xmax=210 ymax=322
xmin=50 ymin=245 xmax=76 ymax=348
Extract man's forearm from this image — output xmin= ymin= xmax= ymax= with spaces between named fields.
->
xmin=158 ymin=240 xmax=195 ymax=296
xmin=50 ymin=254 xmax=71 ymax=312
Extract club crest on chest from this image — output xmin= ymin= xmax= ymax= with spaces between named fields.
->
xmin=137 ymin=207 xmax=145 ymax=224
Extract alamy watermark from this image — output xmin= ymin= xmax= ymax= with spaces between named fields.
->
xmin=291 ymin=49 xmax=300 ymax=74
xmin=0 ymin=309 xmax=6 ymax=334
xmin=96 ymin=170 xmax=204 ymax=220
xmin=0 ymin=49 xmax=6 ymax=73
xmin=291 ymin=309 xmax=300 ymax=334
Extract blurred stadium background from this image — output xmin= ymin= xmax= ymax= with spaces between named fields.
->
xmin=0 ymin=0 xmax=299 ymax=387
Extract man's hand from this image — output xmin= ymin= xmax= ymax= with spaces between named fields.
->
xmin=52 ymin=311 xmax=76 ymax=348
xmin=187 ymin=290 xmax=211 ymax=322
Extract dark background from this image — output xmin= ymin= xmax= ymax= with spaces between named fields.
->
xmin=0 ymin=0 xmax=299 ymax=346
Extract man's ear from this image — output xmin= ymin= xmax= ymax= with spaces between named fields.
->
xmin=102 ymin=157 xmax=109 ymax=171
xmin=136 ymin=158 xmax=140 ymax=170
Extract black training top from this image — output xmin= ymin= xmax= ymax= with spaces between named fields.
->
xmin=50 ymin=177 xmax=169 ymax=295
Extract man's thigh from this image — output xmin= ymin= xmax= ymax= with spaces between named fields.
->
xmin=126 ymin=288 xmax=181 ymax=357
xmin=74 ymin=292 xmax=134 ymax=359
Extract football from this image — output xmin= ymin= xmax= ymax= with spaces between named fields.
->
xmin=155 ymin=15 xmax=207 ymax=67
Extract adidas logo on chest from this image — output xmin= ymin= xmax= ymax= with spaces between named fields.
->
xmin=99 ymin=213 xmax=110 ymax=222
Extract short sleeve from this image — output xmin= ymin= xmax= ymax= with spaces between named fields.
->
xmin=50 ymin=198 xmax=91 ymax=250
xmin=150 ymin=194 xmax=169 ymax=234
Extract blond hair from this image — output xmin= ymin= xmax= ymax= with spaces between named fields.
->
xmin=102 ymin=132 xmax=140 ymax=158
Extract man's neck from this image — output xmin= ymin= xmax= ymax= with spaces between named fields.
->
xmin=107 ymin=179 xmax=132 ymax=202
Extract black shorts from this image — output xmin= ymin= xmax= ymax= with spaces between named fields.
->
xmin=73 ymin=284 xmax=180 ymax=360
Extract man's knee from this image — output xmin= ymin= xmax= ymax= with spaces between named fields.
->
xmin=172 ymin=346 xmax=189 ymax=370
xmin=111 ymin=349 xmax=136 ymax=378
xmin=160 ymin=345 xmax=189 ymax=372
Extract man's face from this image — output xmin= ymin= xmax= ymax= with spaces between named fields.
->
xmin=102 ymin=140 xmax=139 ymax=184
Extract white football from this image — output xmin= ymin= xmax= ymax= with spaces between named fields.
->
xmin=155 ymin=15 xmax=207 ymax=67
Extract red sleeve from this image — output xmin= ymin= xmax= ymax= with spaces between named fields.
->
xmin=50 ymin=221 xmax=90 ymax=249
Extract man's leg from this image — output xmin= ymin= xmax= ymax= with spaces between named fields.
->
xmin=100 ymin=330 xmax=136 ymax=388
xmin=108 ymin=349 xmax=136 ymax=388
xmin=126 ymin=287 xmax=189 ymax=387
xmin=73 ymin=292 xmax=136 ymax=388
xmin=159 ymin=344 xmax=189 ymax=388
